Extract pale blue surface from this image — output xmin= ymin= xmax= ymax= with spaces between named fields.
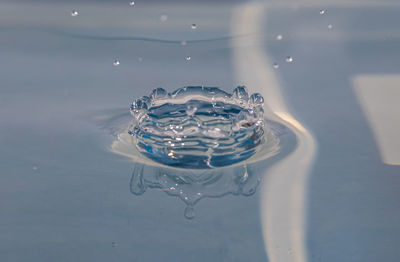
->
xmin=1 ymin=1 xmax=400 ymax=262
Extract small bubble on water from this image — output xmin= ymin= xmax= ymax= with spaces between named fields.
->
xmin=319 ymin=9 xmax=326 ymax=15
xmin=113 ymin=60 xmax=120 ymax=66
xmin=328 ymin=24 xmax=333 ymax=29
xmin=273 ymin=62 xmax=279 ymax=69
xmin=276 ymin=34 xmax=283 ymax=40
xmin=160 ymin=14 xmax=168 ymax=22
xmin=191 ymin=24 xmax=197 ymax=29
xmin=71 ymin=10 xmax=79 ymax=17
xmin=184 ymin=206 xmax=195 ymax=219
xmin=186 ymin=104 xmax=197 ymax=116
xmin=181 ymin=40 xmax=187 ymax=46
xmin=285 ymin=56 xmax=293 ymax=63
xmin=129 ymin=1 xmax=135 ymax=6
xmin=185 ymin=56 xmax=191 ymax=61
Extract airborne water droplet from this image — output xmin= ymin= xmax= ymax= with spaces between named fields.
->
xmin=113 ymin=60 xmax=120 ymax=66
xmin=273 ymin=62 xmax=279 ymax=69
xmin=328 ymin=24 xmax=333 ymax=29
xmin=184 ymin=206 xmax=195 ymax=219
xmin=129 ymin=1 xmax=135 ymax=6
xmin=160 ymin=14 xmax=168 ymax=22
xmin=71 ymin=10 xmax=79 ymax=17
xmin=285 ymin=56 xmax=293 ymax=63
xmin=276 ymin=34 xmax=283 ymax=40
xmin=319 ymin=9 xmax=326 ymax=15
xmin=191 ymin=24 xmax=197 ymax=29
xmin=185 ymin=56 xmax=191 ymax=61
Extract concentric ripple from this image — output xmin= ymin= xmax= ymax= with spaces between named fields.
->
xmin=129 ymin=86 xmax=265 ymax=168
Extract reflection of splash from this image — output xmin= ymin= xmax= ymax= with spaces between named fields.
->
xmin=130 ymin=163 xmax=260 ymax=219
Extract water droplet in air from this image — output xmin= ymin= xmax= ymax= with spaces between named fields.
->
xmin=319 ymin=9 xmax=326 ymax=15
xmin=185 ymin=56 xmax=191 ymax=61
xmin=186 ymin=103 xmax=197 ymax=116
xmin=276 ymin=34 xmax=283 ymax=40
xmin=160 ymin=14 xmax=168 ymax=22
xmin=273 ymin=62 xmax=279 ymax=69
xmin=184 ymin=206 xmax=195 ymax=219
xmin=71 ymin=10 xmax=79 ymax=17
xmin=113 ymin=60 xmax=120 ymax=66
xmin=285 ymin=56 xmax=293 ymax=63
xmin=181 ymin=40 xmax=187 ymax=46
xmin=191 ymin=24 xmax=197 ymax=29
xmin=328 ymin=24 xmax=333 ymax=29
xmin=129 ymin=1 xmax=135 ymax=6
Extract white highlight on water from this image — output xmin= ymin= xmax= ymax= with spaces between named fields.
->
xmin=232 ymin=3 xmax=317 ymax=262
